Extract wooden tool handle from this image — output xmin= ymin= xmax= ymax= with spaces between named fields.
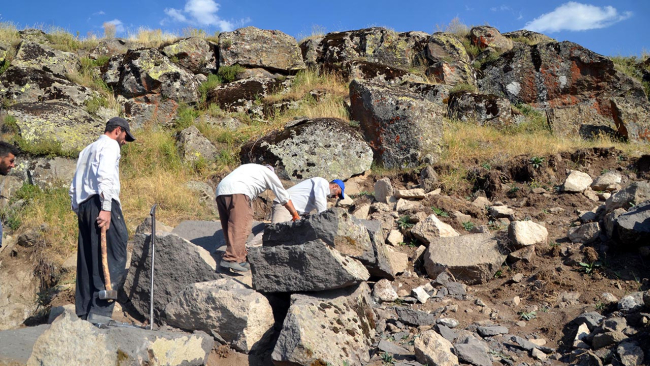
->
xmin=100 ymin=226 xmax=113 ymax=291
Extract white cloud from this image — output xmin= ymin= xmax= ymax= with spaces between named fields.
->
xmin=93 ymin=11 xmax=105 ymax=16
xmin=162 ymin=0 xmax=249 ymax=31
xmin=164 ymin=8 xmax=187 ymax=23
xmin=105 ymin=19 xmax=125 ymax=34
xmin=525 ymin=2 xmax=632 ymax=33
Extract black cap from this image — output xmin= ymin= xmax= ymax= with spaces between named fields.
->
xmin=106 ymin=117 xmax=135 ymax=142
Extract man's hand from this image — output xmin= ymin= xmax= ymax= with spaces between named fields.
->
xmin=284 ymin=200 xmax=301 ymax=222
xmin=97 ymin=210 xmax=111 ymax=230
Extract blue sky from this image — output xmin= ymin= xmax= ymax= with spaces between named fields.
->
xmin=1 ymin=0 xmax=647 ymax=57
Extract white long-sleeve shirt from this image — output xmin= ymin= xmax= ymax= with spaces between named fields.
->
xmin=69 ymin=135 xmax=122 ymax=212
xmin=216 ymin=164 xmax=291 ymax=204
xmin=273 ymin=177 xmax=330 ymax=214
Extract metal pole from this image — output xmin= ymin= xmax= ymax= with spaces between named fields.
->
xmin=149 ymin=203 xmax=157 ymax=330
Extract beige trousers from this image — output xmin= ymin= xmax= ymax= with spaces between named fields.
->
xmin=271 ymin=202 xmax=293 ymax=224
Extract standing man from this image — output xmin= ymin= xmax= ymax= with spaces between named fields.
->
xmin=216 ymin=164 xmax=300 ymax=272
xmin=69 ymin=117 xmax=135 ymax=324
xmin=0 ymin=141 xmax=20 ymax=247
xmin=271 ymin=178 xmax=345 ymax=223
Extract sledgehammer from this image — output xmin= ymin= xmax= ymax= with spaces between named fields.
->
xmin=98 ymin=226 xmax=117 ymax=300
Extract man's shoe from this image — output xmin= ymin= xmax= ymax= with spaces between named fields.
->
xmin=220 ymin=259 xmax=250 ymax=272
xmin=239 ymin=262 xmax=250 ymax=269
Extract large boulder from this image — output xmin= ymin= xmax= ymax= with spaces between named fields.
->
xmin=334 ymin=60 xmax=428 ymax=85
xmin=122 ymin=232 xmax=221 ymax=321
xmin=546 ymin=103 xmax=619 ymax=140
xmin=123 ymin=94 xmax=180 ymax=129
xmin=414 ymin=329 xmax=459 ymax=366
xmin=240 ymin=118 xmax=373 ymax=181
xmin=161 ymin=37 xmax=217 ymax=75
xmin=614 ymin=201 xmax=650 ymax=247
xmin=219 ymin=27 xmax=305 ymax=72
xmin=400 ymin=80 xmax=453 ymax=105
xmin=8 ymin=101 xmax=104 ymax=154
xmin=359 ymin=219 xmax=403 ymax=279
xmin=508 ymin=221 xmax=548 ymax=248
xmin=12 ymin=41 xmax=80 ymax=77
xmin=470 ymin=26 xmax=513 ymax=53
xmin=411 ymin=214 xmax=460 ymax=245
xmin=423 ymin=32 xmax=475 ymax=86
xmin=606 ymin=182 xmax=650 ymax=212
xmin=447 ymin=91 xmax=513 ymax=126
xmin=478 ymin=41 xmax=650 ymax=142
xmin=263 ymin=208 xmax=376 ymax=265
xmin=206 ymin=77 xmax=290 ymax=114
xmin=0 ymin=66 xmax=97 ymax=106
xmin=503 ymin=30 xmax=556 ymax=45
xmin=272 ymin=283 xmax=376 ymax=366
xmin=88 ymin=38 xmax=141 ymax=59
xmin=0 ymin=251 xmax=38 ymax=331
xmin=163 ymin=278 xmax=274 ymax=353
xmin=108 ymin=48 xmax=200 ymax=103
xmin=316 ymin=28 xmax=428 ymax=70
xmin=248 ymin=239 xmax=370 ymax=293
xmin=176 ymin=125 xmax=217 ymax=164
xmin=26 ymin=312 xmax=213 ymax=366
xmin=349 ymin=80 xmax=444 ymax=168
xmin=20 ymin=156 xmax=77 ymax=189
xmin=424 ymin=233 xmax=508 ymax=284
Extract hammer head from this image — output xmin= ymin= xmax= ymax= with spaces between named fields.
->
xmin=99 ymin=290 xmax=118 ymax=300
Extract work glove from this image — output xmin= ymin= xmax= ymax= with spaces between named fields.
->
xmin=292 ymin=212 xmax=301 ymax=222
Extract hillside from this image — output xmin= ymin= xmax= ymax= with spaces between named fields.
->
xmin=0 ymin=21 xmax=649 ymax=365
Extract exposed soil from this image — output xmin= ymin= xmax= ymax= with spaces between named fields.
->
xmin=5 ymin=147 xmax=649 ymax=365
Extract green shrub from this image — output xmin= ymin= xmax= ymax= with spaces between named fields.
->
xmin=432 ymin=207 xmax=449 ymax=217
xmin=199 ymin=74 xmax=222 ymax=104
xmin=450 ymin=83 xmax=476 ymax=94
xmin=46 ymin=27 xmax=82 ymax=52
xmin=85 ymin=96 xmax=109 ymax=114
xmin=174 ymin=104 xmax=199 ymax=131
xmin=3 ymin=115 xmax=19 ymax=133
xmin=217 ymin=64 xmax=245 ymax=84
xmin=397 ymin=215 xmax=414 ymax=229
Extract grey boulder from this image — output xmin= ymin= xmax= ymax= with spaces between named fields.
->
xmin=249 ymin=239 xmax=369 ymax=293
xmin=272 ymin=283 xmax=375 ymax=366
xmin=164 ymin=278 xmax=274 ymax=353
xmin=122 ymin=232 xmax=221 ymax=321
xmin=240 ymin=118 xmax=372 ymax=182
xmin=424 ymin=233 xmax=507 ymax=284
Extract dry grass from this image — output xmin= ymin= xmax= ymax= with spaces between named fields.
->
xmin=297 ymin=25 xmax=327 ymax=43
xmin=439 ymin=118 xmax=650 ymax=194
xmin=120 ymin=128 xmax=214 ymax=231
xmin=264 ymin=70 xmax=348 ymax=103
xmin=0 ymin=21 xmax=20 ymax=44
xmin=127 ymin=28 xmax=178 ymax=48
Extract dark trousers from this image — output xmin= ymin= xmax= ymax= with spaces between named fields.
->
xmin=75 ymin=195 xmax=128 ymax=319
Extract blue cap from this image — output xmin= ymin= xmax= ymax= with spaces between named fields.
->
xmin=331 ymin=179 xmax=345 ymax=199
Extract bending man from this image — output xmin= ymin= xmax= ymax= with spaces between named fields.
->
xmin=271 ymin=178 xmax=345 ymax=223
xmin=216 ymin=164 xmax=299 ymax=272
xmin=69 ymin=117 xmax=135 ymax=324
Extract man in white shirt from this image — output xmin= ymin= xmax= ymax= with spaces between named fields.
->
xmin=271 ymin=178 xmax=345 ymax=223
xmin=69 ymin=117 xmax=135 ymax=325
xmin=0 ymin=141 xmax=20 ymax=247
xmin=216 ymin=164 xmax=300 ymax=272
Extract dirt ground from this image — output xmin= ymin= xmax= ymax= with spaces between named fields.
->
xmin=7 ymin=147 xmax=648 ymax=365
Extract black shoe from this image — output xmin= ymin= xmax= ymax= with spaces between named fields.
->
xmin=220 ymin=259 xmax=250 ymax=272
